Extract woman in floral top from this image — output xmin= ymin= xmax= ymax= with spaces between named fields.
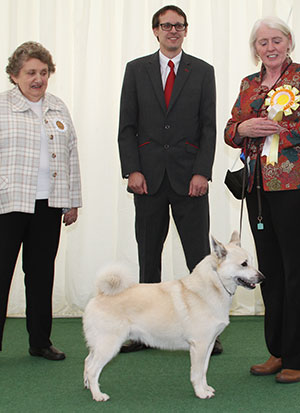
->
xmin=225 ymin=17 xmax=300 ymax=384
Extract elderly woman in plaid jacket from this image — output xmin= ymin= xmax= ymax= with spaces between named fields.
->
xmin=0 ymin=42 xmax=82 ymax=360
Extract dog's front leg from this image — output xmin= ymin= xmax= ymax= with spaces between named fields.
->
xmin=84 ymin=352 xmax=93 ymax=389
xmin=189 ymin=339 xmax=215 ymax=399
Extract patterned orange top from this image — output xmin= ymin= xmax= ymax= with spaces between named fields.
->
xmin=225 ymin=58 xmax=300 ymax=192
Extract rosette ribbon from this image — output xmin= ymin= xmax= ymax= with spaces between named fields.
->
xmin=263 ymin=85 xmax=300 ymax=165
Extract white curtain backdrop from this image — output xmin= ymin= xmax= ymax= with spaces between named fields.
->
xmin=2 ymin=0 xmax=298 ymax=317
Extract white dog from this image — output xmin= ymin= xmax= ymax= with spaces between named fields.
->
xmin=83 ymin=231 xmax=264 ymax=401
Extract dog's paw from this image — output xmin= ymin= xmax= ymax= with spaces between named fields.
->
xmin=92 ymin=392 xmax=110 ymax=402
xmin=205 ymin=385 xmax=215 ymax=394
xmin=195 ymin=387 xmax=215 ymax=399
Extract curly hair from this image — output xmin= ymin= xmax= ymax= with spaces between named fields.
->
xmin=6 ymin=41 xmax=56 ymax=84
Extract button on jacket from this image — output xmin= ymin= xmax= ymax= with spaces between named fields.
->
xmin=0 ymin=87 xmax=82 ymax=214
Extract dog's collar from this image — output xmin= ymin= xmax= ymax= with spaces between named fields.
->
xmin=215 ymin=271 xmax=234 ymax=297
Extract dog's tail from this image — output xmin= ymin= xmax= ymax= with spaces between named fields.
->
xmin=96 ymin=264 xmax=136 ymax=296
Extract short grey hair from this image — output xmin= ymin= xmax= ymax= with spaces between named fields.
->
xmin=249 ymin=16 xmax=295 ymax=65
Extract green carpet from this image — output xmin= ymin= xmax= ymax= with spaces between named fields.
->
xmin=1 ymin=317 xmax=299 ymax=412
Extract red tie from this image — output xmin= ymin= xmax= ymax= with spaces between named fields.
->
xmin=164 ymin=60 xmax=175 ymax=108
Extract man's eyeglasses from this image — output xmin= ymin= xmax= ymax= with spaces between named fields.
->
xmin=159 ymin=23 xmax=187 ymax=32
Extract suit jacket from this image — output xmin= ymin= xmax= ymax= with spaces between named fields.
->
xmin=118 ymin=50 xmax=216 ymax=195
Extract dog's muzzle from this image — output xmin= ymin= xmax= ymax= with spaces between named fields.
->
xmin=237 ymin=271 xmax=265 ymax=290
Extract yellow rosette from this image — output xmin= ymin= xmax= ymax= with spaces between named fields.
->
xmin=264 ymin=85 xmax=300 ymax=165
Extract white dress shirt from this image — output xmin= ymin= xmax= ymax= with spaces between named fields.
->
xmin=159 ymin=50 xmax=182 ymax=89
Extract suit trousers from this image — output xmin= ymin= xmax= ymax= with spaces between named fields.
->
xmin=134 ymin=173 xmax=210 ymax=283
xmin=0 ymin=200 xmax=62 ymax=350
xmin=246 ymin=186 xmax=300 ymax=369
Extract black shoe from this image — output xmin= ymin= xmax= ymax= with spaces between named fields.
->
xmin=29 ymin=345 xmax=66 ymax=361
xmin=120 ymin=340 xmax=149 ymax=353
xmin=211 ymin=337 xmax=223 ymax=355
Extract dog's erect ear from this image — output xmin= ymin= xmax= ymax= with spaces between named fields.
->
xmin=229 ymin=231 xmax=241 ymax=246
xmin=211 ymin=235 xmax=227 ymax=260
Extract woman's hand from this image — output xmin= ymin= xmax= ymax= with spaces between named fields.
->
xmin=237 ymin=117 xmax=283 ymax=138
xmin=63 ymin=208 xmax=78 ymax=226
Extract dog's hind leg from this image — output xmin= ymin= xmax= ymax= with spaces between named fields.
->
xmin=189 ymin=338 xmax=216 ymax=399
xmin=84 ymin=339 xmax=120 ymax=402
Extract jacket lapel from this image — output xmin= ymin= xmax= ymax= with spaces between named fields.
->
xmin=146 ymin=51 xmax=166 ymax=112
xmin=167 ymin=51 xmax=191 ymax=111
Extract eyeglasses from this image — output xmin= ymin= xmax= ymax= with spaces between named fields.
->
xmin=159 ymin=23 xmax=187 ymax=32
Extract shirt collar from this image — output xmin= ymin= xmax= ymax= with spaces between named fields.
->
xmin=159 ymin=50 xmax=182 ymax=70
xmin=10 ymin=86 xmax=61 ymax=113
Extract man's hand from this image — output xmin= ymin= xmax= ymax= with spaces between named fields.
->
xmin=128 ymin=172 xmax=148 ymax=194
xmin=189 ymin=175 xmax=208 ymax=197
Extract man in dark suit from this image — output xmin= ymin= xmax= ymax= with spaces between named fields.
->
xmin=118 ymin=5 xmax=221 ymax=354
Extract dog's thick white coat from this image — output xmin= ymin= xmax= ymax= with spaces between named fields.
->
xmin=83 ymin=232 xmax=264 ymax=401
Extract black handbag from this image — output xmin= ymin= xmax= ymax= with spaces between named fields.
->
xmin=224 ymin=164 xmax=247 ymax=200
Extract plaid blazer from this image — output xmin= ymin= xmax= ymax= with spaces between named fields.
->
xmin=0 ymin=87 xmax=82 ymax=214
